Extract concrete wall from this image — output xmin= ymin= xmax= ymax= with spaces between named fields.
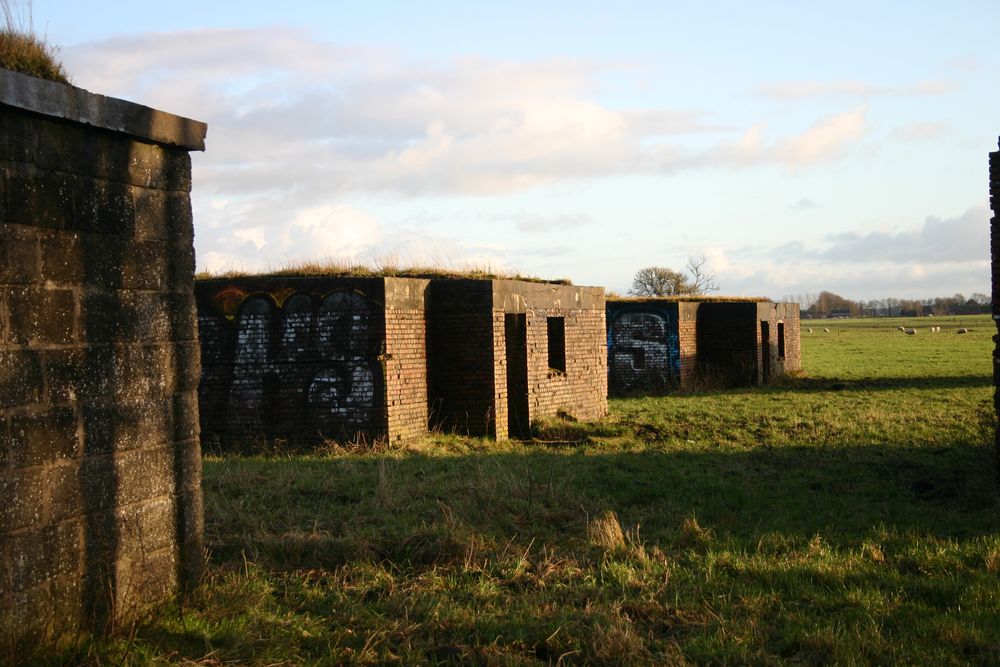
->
xmin=990 ymin=137 xmax=999 ymax=483
xmin=0 ymin=71 xmax=205 ymax=645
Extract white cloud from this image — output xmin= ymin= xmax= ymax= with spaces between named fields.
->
xmin=753 ymin=79 xmax=954 ymax=100
xmin=61 ymin=28 xmax=888 ymax=271
xmin=711 ymin=207 xmax=989 ymax=299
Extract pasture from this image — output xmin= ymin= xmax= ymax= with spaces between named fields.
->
xmin=38 ymin=315 xmax=1000 ymax=665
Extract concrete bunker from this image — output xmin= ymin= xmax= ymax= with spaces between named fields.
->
xmin=196 ymin=276 xmax=607 ymax=448
xmin=606 ymin=297 xmax=801 ymax=394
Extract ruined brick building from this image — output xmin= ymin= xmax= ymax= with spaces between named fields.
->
xmin=606 ymin=297 xmax=801 ymax=394
xmin=196 ymin=276 xmax=607 ymax=448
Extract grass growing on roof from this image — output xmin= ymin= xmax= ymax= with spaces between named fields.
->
xmin=31 ymin=315 xmax=1000 ymax=665
xmin=196 ymin=258 xmax=572 ymax=285
xmin=0 ymin=0 xmax=67 ymax=83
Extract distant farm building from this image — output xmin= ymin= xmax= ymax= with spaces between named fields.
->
xmin=196 ymin=276 xmax=607 ymax=449
xmin=606 ymin=297 xmax=801 ymax=394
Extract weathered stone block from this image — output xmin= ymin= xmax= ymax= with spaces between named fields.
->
xmin=40 ymin=231 xmax=85 ymax=285
xmin=0 ymin=224 xmax=39 ymax=285
xmin=7 ymin=287 xmax=76 ymax=345
xmin=81 ymin=398 xmax=171 ymax=454
xmin=74 ymin=177 xmax=135 ymax=236
xmin=7 ymin=521 xmax=82 ymax=592
xmin=0 ymin=468 xmax=45 ymax=533
xmin=0 ymin=349 xmax=43 ymax=406
xmin=5 ymin=167 xmax=75 ymax=230
xmin=10 ymin=406 xmax=79 ymax=468
xmin=114 ymin=447 xmax=175 ymax=507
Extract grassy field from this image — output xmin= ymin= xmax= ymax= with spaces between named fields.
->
xmin=34 ymin=315 xmax=1000 ymax=665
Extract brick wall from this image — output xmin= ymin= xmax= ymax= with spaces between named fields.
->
xmin=697 ymin=302 xmax=759 ymax=386
xmin=605 ymin=300 xmax=681 ymax=394
xmin=195 ymin=276 xmax=417 ymax=449
xmin=426 ymin=280 xmax=496 ymax=436
xmin=0 ymin=71 xmax=205 ymax=645
xmin=493 ymin=282 xmax=607 ymax=433
xmin=677 ymin=302 xmax=699 ymax=390
xmin=384 ymin=279 xmax=430 ymax=442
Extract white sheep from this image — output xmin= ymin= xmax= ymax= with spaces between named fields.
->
xmin=823 ymin=327 xmax=830 ymax=333
xmin=807 ymin=327 xmax=813 ymax=333
xmin=904 ymin=328 xmax=916 ymax=335
xmin=957 ymin=327 xmax=968 ymax=334
xmin=897 ymin=325 xmax=905 ymax=332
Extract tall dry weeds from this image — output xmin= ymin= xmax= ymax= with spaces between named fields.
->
xmin=0 ymin=1 xmax=67 ymax=83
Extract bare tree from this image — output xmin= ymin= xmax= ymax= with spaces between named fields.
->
xmin=629 ymin=255 xmax=719 ymax=296
xmin=685 ymin=254 xmax=719 ymax=294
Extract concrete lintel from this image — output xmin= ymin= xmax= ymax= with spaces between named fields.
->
xmin=0 ymin=69 xmax=207 ymax=151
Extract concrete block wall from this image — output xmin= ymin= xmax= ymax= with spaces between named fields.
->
xmin=990 ymin=137 xmax=999 ymax=483
xmin=0 ymin=71 xmax=205 ymax=644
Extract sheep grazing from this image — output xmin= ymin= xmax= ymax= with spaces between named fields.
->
xmin=957 ymin=327 xmax=968 ymax=334
xmin=897 ymin=325 xmax=905 ymax=332
xmin=807 ymin=327 xmax=813 ymax=333
xmin=823 ymin=327 xmax=830 ymax=333
xmin=904 ymin=328 xmax=916 ymax=335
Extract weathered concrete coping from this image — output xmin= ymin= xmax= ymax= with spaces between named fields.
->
xmin=0 ymin=68 xmax=207 ymax=150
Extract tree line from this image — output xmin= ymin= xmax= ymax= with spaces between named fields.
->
xmin=780 ymin=291 xmax=991 ymax=318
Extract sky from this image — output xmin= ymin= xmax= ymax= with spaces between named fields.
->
xmin=30 ymin=1 xmax=1000 ymax=301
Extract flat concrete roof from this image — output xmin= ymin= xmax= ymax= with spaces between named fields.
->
xmin=0 ymin=68 xmax=206 ymax=150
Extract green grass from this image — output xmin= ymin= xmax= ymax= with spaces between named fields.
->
xmin=32 ymin=315 xmax=1000 ymax=665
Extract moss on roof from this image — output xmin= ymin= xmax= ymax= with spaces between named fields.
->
xmin=195 ymin=261 xmax=572 ymax=285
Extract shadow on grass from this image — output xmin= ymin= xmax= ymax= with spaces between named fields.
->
xmin=202 ymin=439 xmax=999 ymax=573
xmin=613 ymin=375 xmax=991 ymax=399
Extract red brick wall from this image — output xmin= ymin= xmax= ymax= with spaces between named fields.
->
xmin=492 ymin=282 xmax=607 ymax=437
xmin=990 ymin=138 xmax=999 ymax=483
xmin=384 ymin=279 xmax=430 ymax=443
xmin=426 ymin=281 xmax=496 ymax=436
xmin=678 ymin=302 xmax=699 ymax=390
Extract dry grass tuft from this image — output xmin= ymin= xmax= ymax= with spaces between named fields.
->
xmin=587 ymin=510 xmax=626 ymax=550
xmin=0 ymin=1 xmax=67 ymax=83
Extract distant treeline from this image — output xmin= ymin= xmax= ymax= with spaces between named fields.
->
xmin=781 ymin=291 xmax=991 ymax=319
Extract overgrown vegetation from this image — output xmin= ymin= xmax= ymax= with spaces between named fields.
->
xmin=0 ymin=0 xmax=68 ymax=83
xmin=196 ymin=258 xmax=571 ymax=285
xmin=28 ymin=315 xmax=1000 ymax=665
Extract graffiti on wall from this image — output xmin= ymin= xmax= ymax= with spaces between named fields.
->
xmin=199 ymin=288 xmax=383 ymax=443
xmin=607 ymin=309 xmax=680 ymax=393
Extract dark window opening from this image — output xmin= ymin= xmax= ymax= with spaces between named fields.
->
xmin=630 ymin=347 xmax=645 ymax=370
xmin=547 ymin=316 xmax=566 ymax=373
xmin=778 ymin=322 xmax=786 ymax=359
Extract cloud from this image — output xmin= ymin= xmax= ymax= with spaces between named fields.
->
xmin=711 ymin=207 xmax=989 ymax=299
xmin=753 ymin=79 xmax=953 ymax=100
xmin=61 ymin=27 xmax=883 ymax=271
xmin=789 ymin=199 xmax=819 ymax=210
xmin=889 ymin=122 xmax=948 ymax=142
xmin=704 ymin=107 xmax=868 ymax=168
